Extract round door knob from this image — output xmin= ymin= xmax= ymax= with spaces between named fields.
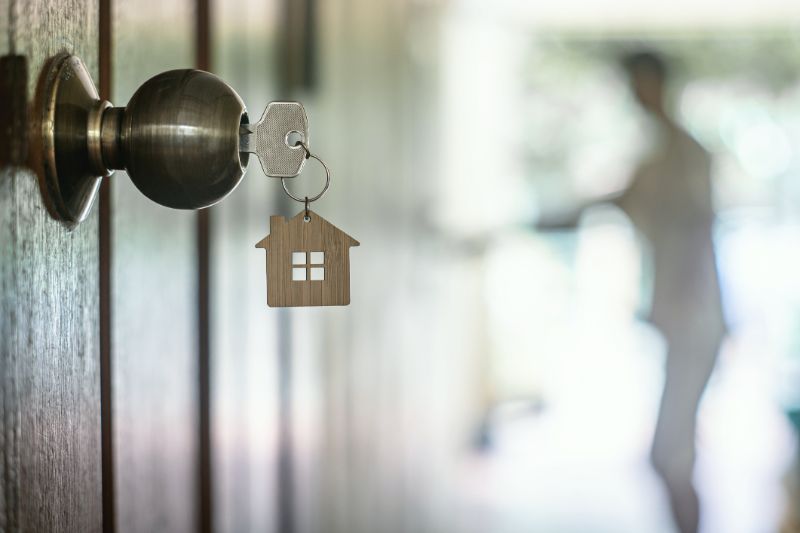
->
xmin=110 ymin=69 xmax=249 ymax=210
xmin=35 ymin=53 xmax=252 ymax=226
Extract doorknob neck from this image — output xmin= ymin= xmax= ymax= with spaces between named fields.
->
xmin=94 ymin=105 xmax=124 ymax=173
xmin=85 ymin=103 xmax=128 ymax=177
xmin=85 ymin=104 xmax=129 ymax=175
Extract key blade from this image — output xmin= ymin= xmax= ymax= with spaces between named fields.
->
xmin=245 ymin=101 xmax=309 ymax=178
xmin=239 ymin=124 xmax=253 ymax=152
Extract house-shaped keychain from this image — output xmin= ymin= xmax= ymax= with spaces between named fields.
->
xmin=255 ymin=210 xmax=359 ymax=307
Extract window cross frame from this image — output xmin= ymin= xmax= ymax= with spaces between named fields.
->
xmin=292 ymin=251 xmax=325 ymax=281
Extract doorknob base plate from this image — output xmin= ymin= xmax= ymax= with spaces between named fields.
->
xmin=36 ymin=53 xmax=110 ymax=227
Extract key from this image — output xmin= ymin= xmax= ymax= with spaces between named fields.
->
xmin=240 ymin=101 xmax=309 ymax=178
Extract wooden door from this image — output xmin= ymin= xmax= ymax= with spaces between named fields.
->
xmin=0 ymin=1 xmax=103 ymax=531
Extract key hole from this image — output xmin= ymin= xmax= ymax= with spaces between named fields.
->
xmin=286 ymin=130 xmax=305 ymax=149
xmin=238 ymin=113 xmax=250 ymax=167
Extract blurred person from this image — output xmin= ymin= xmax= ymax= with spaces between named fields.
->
xmin=540 ymin=50 xmax=726 ymax=533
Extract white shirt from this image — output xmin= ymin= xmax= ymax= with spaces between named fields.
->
xmin=618 ymin=121 xmax=726 ymax=342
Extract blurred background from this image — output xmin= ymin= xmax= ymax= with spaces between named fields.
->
xmin=207 ymin=0 xmax=800 ymax=531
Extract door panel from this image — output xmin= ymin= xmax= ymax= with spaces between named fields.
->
xmin=110 ymin=2 xmax=199 ymax=531
xmin=210 ymin=1 xmax=282 ymax=531
xmin=0 ymin=1 xmax=102 ymax=531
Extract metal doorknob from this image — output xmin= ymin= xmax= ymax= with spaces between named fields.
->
xmin=34 ymin=53 xmax=280 ymax=226
xmin=101 ymin=68 xmax=248 ymax=210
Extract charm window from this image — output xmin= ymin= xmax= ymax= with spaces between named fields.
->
xmin=292 ymin=251 xmax=325 ymax=281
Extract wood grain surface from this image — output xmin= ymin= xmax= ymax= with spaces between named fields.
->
xmin=0 ymin=0 xmax=102 ymax=531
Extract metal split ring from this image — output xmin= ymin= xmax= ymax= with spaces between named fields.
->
xmin=281 ymin=141 xmax=331 ymax=204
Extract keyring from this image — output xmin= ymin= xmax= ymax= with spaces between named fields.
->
xmin=281 ymin=141 xmax=331 ymax=204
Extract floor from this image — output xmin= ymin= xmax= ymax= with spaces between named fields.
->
xmin=449 ymin=333 xmax=796 ymax=533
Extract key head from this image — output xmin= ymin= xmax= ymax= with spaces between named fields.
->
xmin=249 ymin=101 xmax=309 ymax=178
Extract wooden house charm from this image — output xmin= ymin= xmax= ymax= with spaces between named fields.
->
xmin=255 ymin=210 xmax=359 ymax=307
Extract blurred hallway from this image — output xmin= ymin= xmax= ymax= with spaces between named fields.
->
xmin=265 ymin=1 xmax=800 ymax=531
